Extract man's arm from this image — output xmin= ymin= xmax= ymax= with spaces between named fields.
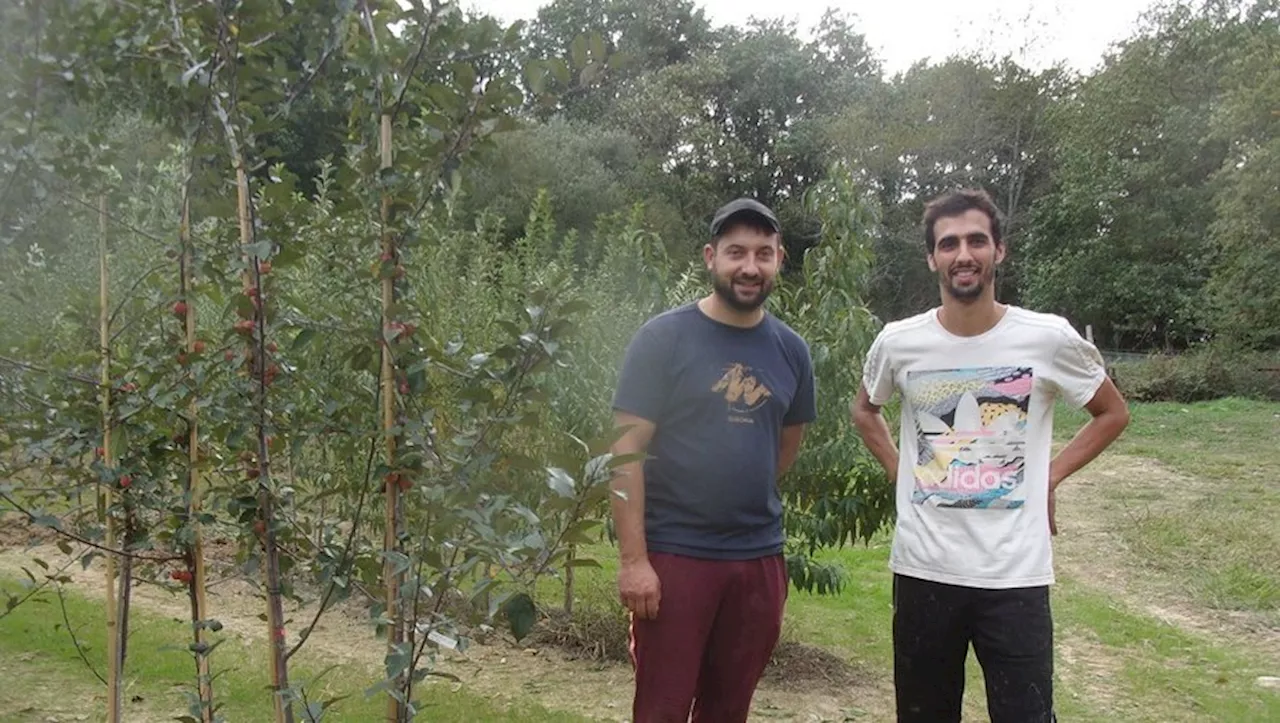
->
xmin=778 ymin=423 xmax=807 ymax=478
xmin=610 ymin=409 xmax=661 ymax=619
xmin=1050 ymin=376 xmax=1130 ymax=488
xmin=851 ymin=386 xmax=899 ymax=477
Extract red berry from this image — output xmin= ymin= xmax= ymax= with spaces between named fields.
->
xmin=246 ymin=468 xmax=260 ymax=479
xmin=178 ymin=352 xmax=189 ymax=366
xmin=95 ymin=446 xmax=104 ymax=457
xmin=399 ymin=381 xmax=409 ymax=395
xmin=380 ymin=252 xmax=394 ymax=262
xmin=225 ymin=349 xmax=237 ymax=362
xmin=234 ymin=320 xmax=255 ymax=336
xmin=193 ymin=340 xmax=206 ymax=354
xmin=266 ymin=342 xmax=278 ymax=354
xmin=173 ymin=301 xmax=188 ymax=318
xmin=258 ymin=261 xmax=272 ymax=275
xmin=119 ymin=474 xmax=132 ymax=488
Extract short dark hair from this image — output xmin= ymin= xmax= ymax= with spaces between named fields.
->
xmin=922 ymin=188 xmax=1004 ymax=252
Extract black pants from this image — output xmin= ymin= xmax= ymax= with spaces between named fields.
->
xmin=892 ymin=573 xmax=1057 ymax=723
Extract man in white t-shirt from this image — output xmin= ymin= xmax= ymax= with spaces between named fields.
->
xmin=851 ymin=188 xmax=1131 ymax=722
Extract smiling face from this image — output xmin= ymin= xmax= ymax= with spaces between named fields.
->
xmin=927 ymin=209 xmax=1006 ymax=303
xmin=704 ymin=221 xmax=781 ymax=312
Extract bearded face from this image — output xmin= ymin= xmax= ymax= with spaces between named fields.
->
xmin=705 ymin=225 xmax=781 ymax=312
xmin=927 ymin=209 xmax=1005 ymax=303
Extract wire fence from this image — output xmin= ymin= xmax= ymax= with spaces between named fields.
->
xmin=1098 ymin=349 xmax=1156 ymax=364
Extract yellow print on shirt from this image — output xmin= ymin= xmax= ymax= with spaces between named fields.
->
xmin=713 ymin=363 xmax=772 ymax=420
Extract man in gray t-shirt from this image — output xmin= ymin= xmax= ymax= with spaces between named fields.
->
xmin=610 ymin=198 xmax=817 ymax=722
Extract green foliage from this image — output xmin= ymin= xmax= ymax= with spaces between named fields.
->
xmin=770 ymin=163 xmax=894 ymax=588
xmin=1203 ymin=1 xmax=1280 ymax=349
xmin=454 ymin=118 xmax=662 ymax=240
xmin=1110 ymin=346 xmax=1280 ymax=403
xmin=1024 ymin=0 xmax=1278 ymax=351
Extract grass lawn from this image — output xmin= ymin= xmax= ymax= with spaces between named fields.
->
xmin=1055 ymin=397 xmax=1280 ymax=614
xmin=0 ymin=575 xmax=593 ymax=722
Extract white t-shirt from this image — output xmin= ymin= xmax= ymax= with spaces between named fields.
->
xmin=861 ymin=305 xmax=1108 ymax=589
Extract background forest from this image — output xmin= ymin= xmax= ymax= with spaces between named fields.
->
xmin=0 ymin=0 xmax=1277 ymax=721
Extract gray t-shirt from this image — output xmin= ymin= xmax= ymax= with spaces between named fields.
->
xmin=611 ymin=302 xmax=817 ymax=560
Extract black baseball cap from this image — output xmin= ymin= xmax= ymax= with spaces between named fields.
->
xmin=709 ymin=198 xmax=781 ymax=238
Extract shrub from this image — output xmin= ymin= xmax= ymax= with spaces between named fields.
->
xmin=530 ymin=572 xmax=631 ymax=663
xmin=1112 ymin=345 xmax=1280 ymax=402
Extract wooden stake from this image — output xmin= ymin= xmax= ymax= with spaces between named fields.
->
xmin=180 ymin=197 xmax=215 ymax=721
xmin=378 ymin=112 xmax=406 ymax=723
xmin=99 ymin=194 xmax=123 ymax=723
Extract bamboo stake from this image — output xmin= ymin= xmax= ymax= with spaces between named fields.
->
xmin=378 ymin=112 xmax=406 ymax=723
xmin=99 ymin=194 xmax=123 ymax=723
xmin=180 ymin=197 xmax=215 ymax=721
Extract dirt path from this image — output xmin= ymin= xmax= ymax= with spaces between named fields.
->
xmin=1053 ymin=452 xmax=1280 ymax=662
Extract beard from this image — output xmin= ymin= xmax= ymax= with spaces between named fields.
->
xmin=711 ymin=271 xmax=773 ymax=312
xmin=942 ymin=263 xmax=994 ymax=302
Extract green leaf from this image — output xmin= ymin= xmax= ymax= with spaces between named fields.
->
xmin=557 ymin=299 xmax=591 ymax=317
xmin=570 ymin=35 xmax=588 ymax=70
xmin=502 ymin=592 xmax=537 ymax=642
xmin=545 ymin=467 xmax=575 ymax=498
xmin=244 ymin=240 xmax=272 ymax=259
xmin=292 ymin=329 xmax=316 ymax=350
xmin=272 ymin=243 xmax=304 ymax=268
xmin=384 ymin=641 xmax=413 ymax=680
xmin=606 ymin=452 xmax=648 ymax=468
xmin=523 ymin=61 xmax=548 ymax=95
xmin=453 ymin=62 xmax=476 ymax=93
xmin=565 ymin=558 xmax=601 ymax=569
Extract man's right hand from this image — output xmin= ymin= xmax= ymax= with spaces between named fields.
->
xmin=618 ymin=558 xmax=661 ymax=620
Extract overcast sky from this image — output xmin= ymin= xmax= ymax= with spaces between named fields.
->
xmin=462 ymin=0 xmax=1162 ymax=75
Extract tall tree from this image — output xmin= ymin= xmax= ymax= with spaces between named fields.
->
xmin=823 ymin=56 xmax=1065 ymax=322
xmin=1203 ymin=0 xmax=1280 ymax=349
xmin=1021 ymin=0 xmax=1266 ymax=350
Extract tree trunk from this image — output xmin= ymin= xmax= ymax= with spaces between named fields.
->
xmin=180 ymin=196 xmax=215 ymax=721
xmin=98 ymin=194 xmax=123 ymax=723
xmin=378 ymin=112 xmax=408 ymax=723
xmin=234 ymin=162 xmax=293 ymax=723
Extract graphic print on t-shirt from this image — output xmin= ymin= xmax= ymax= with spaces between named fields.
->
xmin=905 ymin=367 xmax=1033 ymax=509
xmin=712 ymin=363 xmax=772 ymax=424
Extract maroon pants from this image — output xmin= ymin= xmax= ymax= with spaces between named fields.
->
xmin=628 ymin=551 xmax=788 ymax=723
